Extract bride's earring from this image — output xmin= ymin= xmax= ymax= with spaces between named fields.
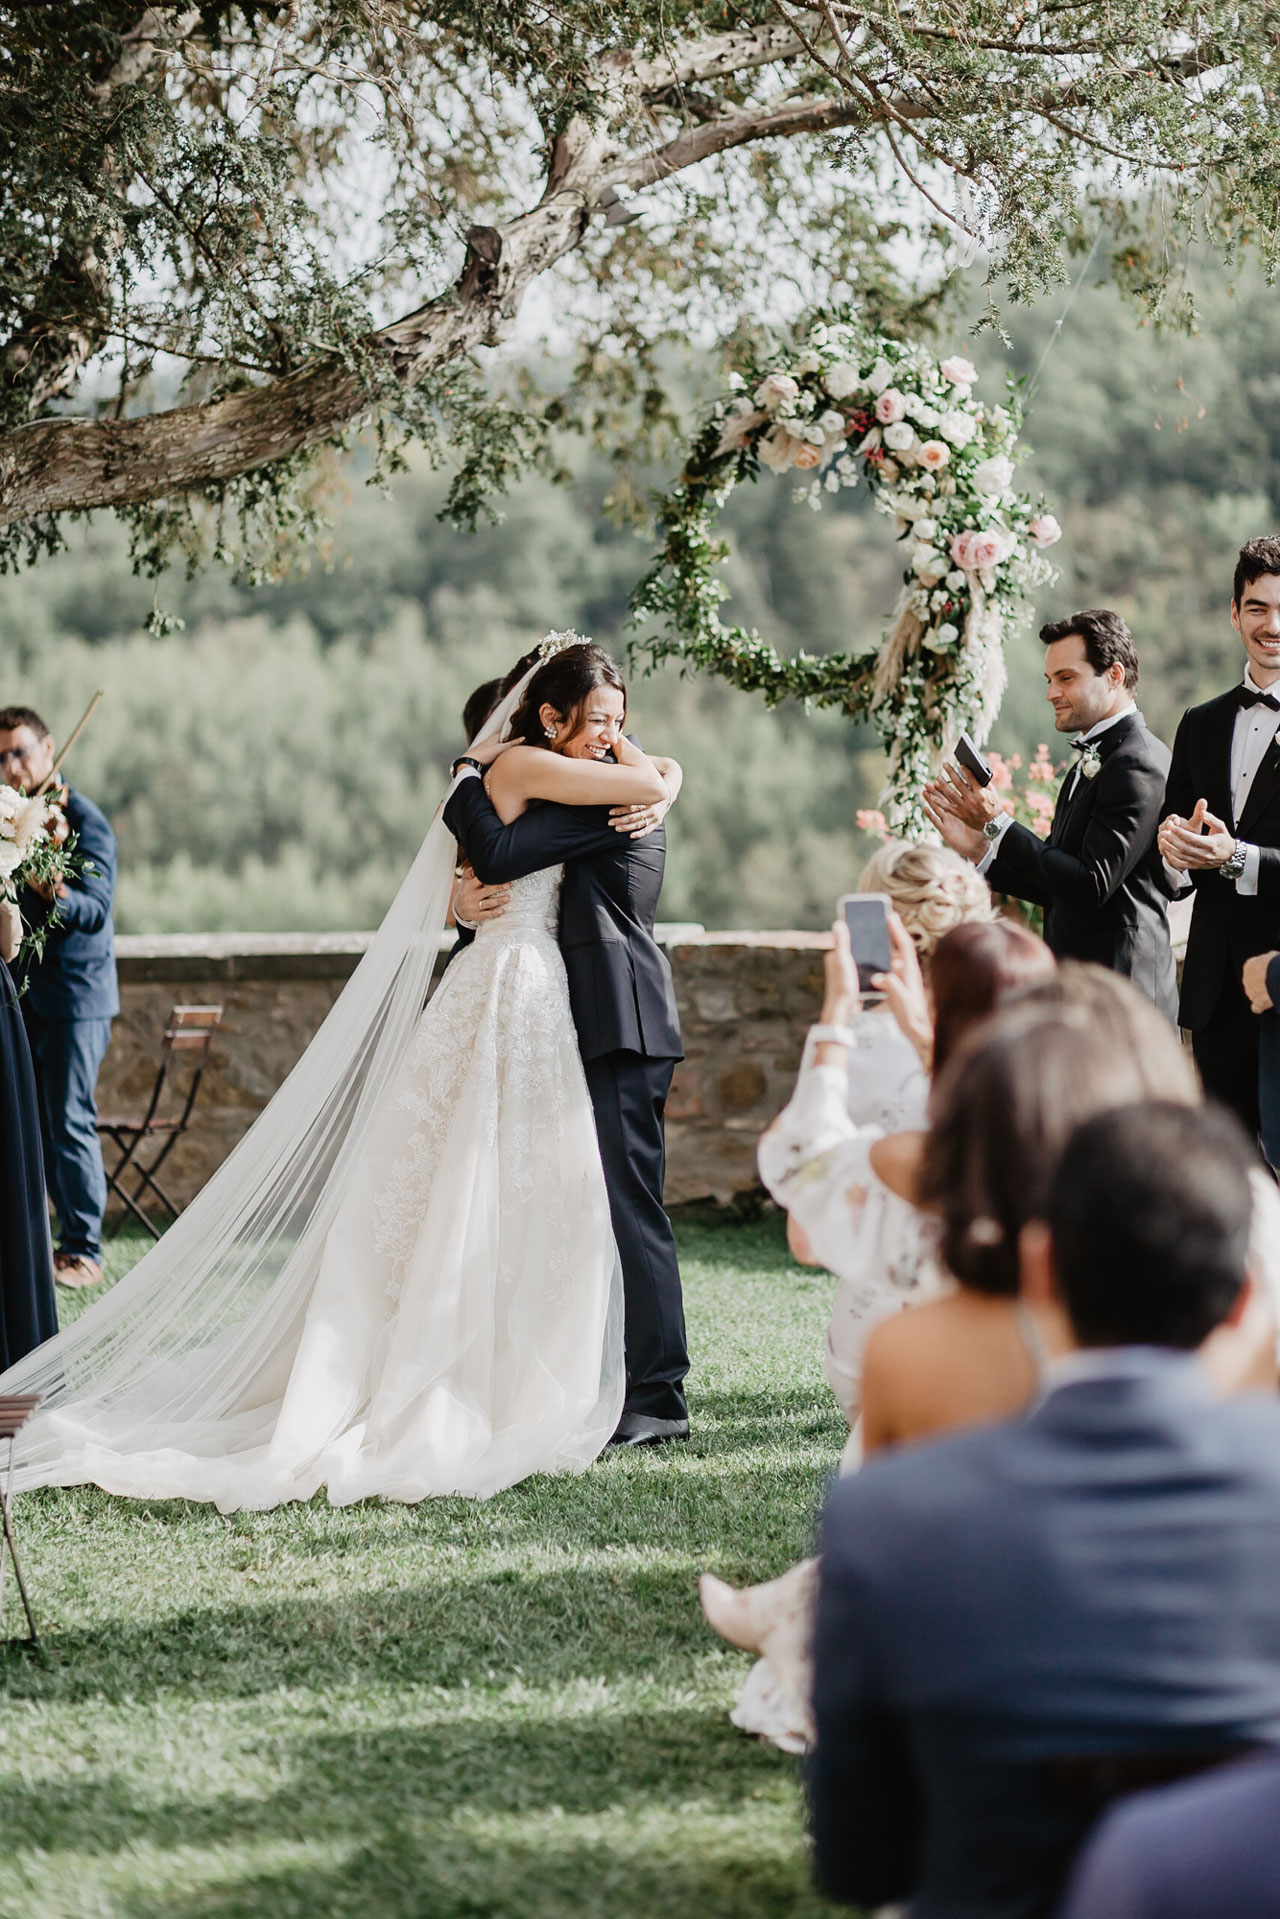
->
xmin=545 ymin=725 xmax=557 ymax=740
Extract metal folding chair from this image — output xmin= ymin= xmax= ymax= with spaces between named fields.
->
xmin=97 ymin=1004 xmax=223 ymax=1239
xmin=0 ymin=1394 xmax=41 ymax=1646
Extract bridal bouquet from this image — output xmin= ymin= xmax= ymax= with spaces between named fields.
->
xmin=0 ymin=786 xmax=82 ymax=961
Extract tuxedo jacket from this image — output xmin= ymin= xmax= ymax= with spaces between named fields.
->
xmin=809 ymin=1352 xmax=1280 ymax=1919
xmin=442 ymin=776 xmax=683 ymax=1062
xmin=988 ymin=712 xmax=1176 ymax=1019
xmin=16 ymin=786 xmax=119 ymax=1023
xmin=1161 ymin=688 xmax=1280 ymax=1031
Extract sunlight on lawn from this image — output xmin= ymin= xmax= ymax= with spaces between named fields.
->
xmin=2 ymin=1217 xmax=845 ymax=1919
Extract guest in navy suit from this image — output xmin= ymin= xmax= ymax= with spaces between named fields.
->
xmin=0 ymin=706 xmax=118 ymax=1290
xmin=1059 ymin=1747 xmax=1280 ymax=1919
xmin=810 ymin=1098 xmax=1280 ymax=1919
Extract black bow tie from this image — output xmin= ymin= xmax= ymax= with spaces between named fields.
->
xmin=1071 ymin=736 xmax=1098 ymax=752
xmin=1237 ymin=685 xmax=1280 ymax=713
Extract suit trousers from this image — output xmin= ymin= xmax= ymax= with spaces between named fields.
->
xmin=23 ymin=1011 xmax=112 ymax=1260
xmin=1191 ymin=999 xmax=1262 ymax=1145
xmin=583 ymin=1050 xmax=689 ymax=1423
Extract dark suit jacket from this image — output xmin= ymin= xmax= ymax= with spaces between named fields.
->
xmin=17 ymin=787 xmax=119 ymax=1022
xmin=988 ymin=711 xmax=1176 ymax=1018
xmin=809 ymin=1352 xmax=1280 ymax=1919
xmin=1261 ymin=952 xmax=1280 ymax=1168
xmin=1161 ymin=688 xmax=1280 ymax=1030
xmin=1059 ymin=1749 xmax=1280 ymax=1919
xmin=442 ymin=776 xmax=682 ymax=1062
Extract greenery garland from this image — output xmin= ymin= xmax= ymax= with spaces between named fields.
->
xmin=630 ymin=314 xmax=1062 ymax=831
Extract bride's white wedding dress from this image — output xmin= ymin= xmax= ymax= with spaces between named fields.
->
xmin=2 ymin=829 xmax=624 ymax=1510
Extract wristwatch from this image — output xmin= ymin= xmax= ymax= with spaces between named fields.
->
xmin=451 ymin=755 xmax=485 ymax=778
xmin=981 ymin=816 xmax=1004 ymax=841
xmin=1219 ymin=839 xmax=1248 ymax=881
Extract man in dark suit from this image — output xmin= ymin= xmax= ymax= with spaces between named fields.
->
xmin=1243 ymin=946 xmax=1280 ymax=1169
xmin=1158 ymin=536 xmax=1280 ymax=1136
xmin=443 ymin=760 xmax=690 ymax=1447
xmin=1059 ymin=1747 xmax=1280 ymax=1919
xmin=0 ymin=705 xmax=118 ymax=1290
xmin=924 ymin=609 xmax=1177 ymax=1017
xmin=809 ymin=1099 xmax=1280 ymax=1919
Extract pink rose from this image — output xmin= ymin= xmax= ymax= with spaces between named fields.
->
xmin=949 ymin=529 xmax=980 ymax=571
xmin=1029 ymin=514 xmax=1062 ymax=548
xmin=792 ymin=441 xmax=822 ymax=469
xmin=940 ymin=355 xmax=978 ymax=386
xmin=967 ymin=526 xmax=1017 ymax=571
xmin=753 ymin=372 xmax=800 ymax=410
xmin=918 ymin=439 xmax=951 ymax=471
xmin=875 ymin=388 xmax=908 ymax=424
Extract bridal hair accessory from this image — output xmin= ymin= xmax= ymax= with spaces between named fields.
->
xmin=537 ymin=629 xmax=586 ymax=662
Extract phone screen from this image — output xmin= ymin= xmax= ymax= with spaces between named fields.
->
xmin=838 ymin=893 xmax=893 ymax=996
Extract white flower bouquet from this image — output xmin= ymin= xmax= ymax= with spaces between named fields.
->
xmin=0 ymin=785 xmax=83 ymax=965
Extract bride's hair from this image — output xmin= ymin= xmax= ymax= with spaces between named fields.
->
xmin=506 ymin=643 xmax=627 ymax=749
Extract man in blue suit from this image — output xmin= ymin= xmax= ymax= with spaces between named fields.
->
xmin=0 ymin=706 xmax=118 ymax=1289
xmin=809 ymin=1099 xmax=1280 ymax=1919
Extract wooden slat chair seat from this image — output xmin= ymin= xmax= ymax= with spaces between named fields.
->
xmin=97 ymin=1004 xmax=223 ymax=1240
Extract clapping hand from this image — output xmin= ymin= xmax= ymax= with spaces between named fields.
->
xmin=922 ymin=764 xmax=1000 ymax=864
xmin=872 ymin=913 xmax=934 ymax=1070
xmin=1158 ymin=798 xmax=1237 ymax=872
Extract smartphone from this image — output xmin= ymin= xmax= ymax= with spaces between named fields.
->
xmin=838 ymin=892 xmax=893 ymax=997
xmin=954 ymin=730 xmax=994 ymax=787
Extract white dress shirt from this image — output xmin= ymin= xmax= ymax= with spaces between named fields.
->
xmin=1163 ymin=670 xmax=1280 ymax=897
xmin=977 ymin=701 xmax=1137 ymax=876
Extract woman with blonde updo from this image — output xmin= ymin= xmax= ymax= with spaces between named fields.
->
xmin=832 ymin=838 xmax=996 ymax=1136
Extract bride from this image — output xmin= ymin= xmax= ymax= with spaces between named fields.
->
xmin=0 ymin=634 xmax=679 ymax=1511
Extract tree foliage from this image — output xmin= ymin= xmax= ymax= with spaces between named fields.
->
xmin=1 ymin=0 xmax=1278 ymax=578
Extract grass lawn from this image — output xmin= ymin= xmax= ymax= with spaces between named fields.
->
xmin=1 ymin=1216 xmax=847 ymax=1919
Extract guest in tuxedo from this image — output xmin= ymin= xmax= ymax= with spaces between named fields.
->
xmin=1158 ymin=536 xmax=1280 ymax=1136
xmin=0 ymin=706 xmax=118 ymax=1290
xmin=444 ymin=658 xmax=690 ymax=1447
xmin=923 ymin=610 xmax=1177 ymax=1018
xmin=1059 ymin=1747 xmax=1280 ymax=1919
xmin=0 ymin=899 xmax=58 ymax=1365
xmin=1243 ymin=946 xmax=1280 ymax=1170
xmin=810 ymin=1097 xmax=1280 ymax=1919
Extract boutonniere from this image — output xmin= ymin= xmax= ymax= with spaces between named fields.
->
xmin=1078 ymin=744 xmax=1102 ymax=781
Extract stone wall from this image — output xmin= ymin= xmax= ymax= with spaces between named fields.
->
xmin=101 ymin=929 xmax=828 ymax=1215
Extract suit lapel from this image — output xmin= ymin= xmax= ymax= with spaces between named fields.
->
xmin=1238 ymin=727 xmax=1280 ymax=837
xmin=1199 ymin=694 xmax=1240 ymax=826
xmin=1049 ymin=712 xmax=1141 ymax=846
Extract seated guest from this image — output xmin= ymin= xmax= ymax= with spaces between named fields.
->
xmin=837 ymin=838 xmax=996 ymax=1135
xmin=810 ymin=1098 xmax=1280 ymax=1919
xmin=1059 ymin=1746 xmax=1280 ymax=1919
xmin=0 ymin=706 xmax=118 ymax=1290
xmin=0 ymin=899 xmax=58 ymax=1365
xmin=1243 ymin=945 xmax=1280 ymax=1171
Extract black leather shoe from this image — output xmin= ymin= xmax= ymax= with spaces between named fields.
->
xmin=608 ymin=1412 xmax=690 ymax=1447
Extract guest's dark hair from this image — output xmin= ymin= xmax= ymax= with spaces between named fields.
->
xmin=1233 ymin=536 xmax=1280 ymax=610
xmin=507 ymin=643 xmax=626 ymax=750
xmin=461 ymin=679 xmax=503 ymax=744
xmin=1038 ymin=609 xmax=1139 ymax=692
xmin=1048 ymin=1101 xmax=1250 ymax=1350
xmin=0 ymin=704 xmax=51 ymax=738
xmin=929 ymin=920 xmax=1056 ymax=1078
xmin=922 ymin=966 xmax=1197 ymax=1298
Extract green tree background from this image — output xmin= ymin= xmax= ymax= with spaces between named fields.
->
xmin=0 ymin=257 xmax=1272 ymax=934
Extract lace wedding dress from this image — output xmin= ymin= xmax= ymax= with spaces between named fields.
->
xmin=0 ymin=666 xmax=623 ymax=1511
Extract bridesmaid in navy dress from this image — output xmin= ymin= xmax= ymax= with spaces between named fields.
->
xmin=0 ymin=901 xmax=58 ymax=1365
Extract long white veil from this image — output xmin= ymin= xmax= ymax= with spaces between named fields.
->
xmin=0 ymin=655 xmax=600 ymax=1494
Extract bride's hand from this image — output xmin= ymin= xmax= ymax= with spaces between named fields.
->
xmin=871 ymin=912 xmax=933 ymax=1071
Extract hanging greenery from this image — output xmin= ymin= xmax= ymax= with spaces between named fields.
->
xmin=630 ymin=314 xmax=1062 ymax=831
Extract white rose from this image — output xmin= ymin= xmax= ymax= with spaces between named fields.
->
xmin=935 ymin=621 xmax=961 ymax=646
xmin=946 ymin=569 xmax=967 ymax=591
xmin=1029 ymin=513 xmax=1063 ymax=547
xmin=913 ymin=516 xmax=938 ymax=542
xmin=865 ymin=356 xmax=895 ymax=395
xmin=912 ymin=545 xmax=948 ymax=583
xmin=883 ymin=421 xmax=916 ymax=451
xmin=940 ymin=355 xmax=978 ymax=386
xmin=817 ymin=409 xmax=845 ymax=436
xmin=938 ymin=409 xmax=978 ymax=448
xmin=972 ymin=454 xmax=1014 ymax=497
xmin=823 ymin=362 xmax=861 ymax=399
